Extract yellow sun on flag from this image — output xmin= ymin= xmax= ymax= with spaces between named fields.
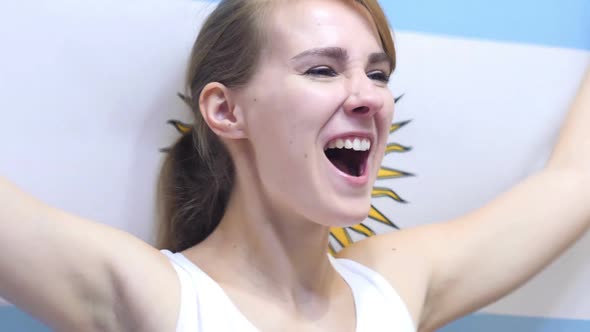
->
xmin=328 ymin=117 xmax=412 ymax=254
xmin=165 ymin=95 xmax=412 ymax=254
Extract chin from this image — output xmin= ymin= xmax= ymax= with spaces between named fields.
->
xmin=318 ymin=199 xmax=371 ymax=228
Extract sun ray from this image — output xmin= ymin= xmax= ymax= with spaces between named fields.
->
xmin=160 ymin=120 xmax=194 ymax=152
xmin=177 ymin=92 xmax=195 ymax=108
xmin=168 ymin=119 xmax=193 ymax=134
xmin=389 ymin=119 xmax=411 ymax=134
xmin=371 ymin=187 xmax=406 ymax=203
xmin=368 ymin=205 xmax=399 ymax=229
xmin=385 ymin=143 xmax=412 ymax=154
xmin=329 ymin=227 xmax=353 ymax=254
xmin=329 ymin=246 xmax=337 ymax=256
xmin=378 ymin=166 xmax=414 ymax=179
xmin=348 ymin=223 xmax=375 ymax=237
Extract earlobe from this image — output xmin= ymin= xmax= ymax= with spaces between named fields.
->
xmin=199 ymin=82 xmax=246 ymax=139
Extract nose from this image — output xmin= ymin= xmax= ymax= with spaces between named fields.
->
xmin=343 ymin=71 xmax=385 ymax=117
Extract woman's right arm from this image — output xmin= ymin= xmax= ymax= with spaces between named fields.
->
xmin=0 ymin=177 xmax=180 ymax=332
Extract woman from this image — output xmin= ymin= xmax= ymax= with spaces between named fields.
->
xmin=1 ymin=0 xmax=589 ymax=331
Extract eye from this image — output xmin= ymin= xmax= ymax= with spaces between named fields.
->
xmin=304 ymin=66 xmax=338 ymax=77
xmin=367 ymin=70 xmax=390 ymax=83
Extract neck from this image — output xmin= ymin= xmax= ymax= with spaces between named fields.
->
xmin=187 ymin=163 xmax=338 ymax=301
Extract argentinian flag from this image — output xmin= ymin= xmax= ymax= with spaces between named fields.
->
xmin=379 ymin=1 xmax=590 ymax=331
xmin=0 ymin=0 xmax=589 ymax=331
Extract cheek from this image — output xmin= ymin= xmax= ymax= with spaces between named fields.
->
xmin=259 ymin=81 xmax=345 ymax=139
xmin=382 ymin=105 xmax=394 ymax=124
xmin=383 ymin=91 xmax=395 ymax=118
xmin=244 ymin=102 xmax=310 ymax=169
xmin=243 ymin=75 xmax=348 ymax=156
xmin=379 ymin=98 xmax=395 ymax=131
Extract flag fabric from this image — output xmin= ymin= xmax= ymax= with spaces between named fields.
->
xmin=0 ymin=0 xmax=589 ymax=331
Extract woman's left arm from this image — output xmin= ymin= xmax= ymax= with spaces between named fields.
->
xmin=344 ymin=65 xmax=590 ymax=332
xmin=547 ymin=66 xmax=590 ymax=171
xmin=415 ymin=65 xmax=590 ymax=330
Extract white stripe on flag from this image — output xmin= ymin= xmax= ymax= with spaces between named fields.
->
xmin=384 ymin=31 xmax=590 ymax=320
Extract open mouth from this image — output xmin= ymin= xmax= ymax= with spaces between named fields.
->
xmin=324 ymin=137 xmax=371 ymax=177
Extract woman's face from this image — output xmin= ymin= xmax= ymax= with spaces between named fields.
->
xmin=233 ymin=0 xmax=394 ymax=226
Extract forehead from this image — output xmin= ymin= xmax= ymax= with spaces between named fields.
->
xmin=264 ymin=0 xmax=384 ymax=58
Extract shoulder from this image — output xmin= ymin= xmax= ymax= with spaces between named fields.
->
xmin=336 ymin=225 xmax=440 ymax=328
xmin=104 ymin=233 xmax=181 ymax=332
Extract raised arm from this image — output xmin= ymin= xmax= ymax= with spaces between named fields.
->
xmin=0 ymin=178 xmax=178 ymax=332
xmin=341 ymin=65 xmax=590 ymax=331
xmin=415 ymin=66 xmax=590 ymax=330
xmin=547 ymin=67 xmax=590 ymax=171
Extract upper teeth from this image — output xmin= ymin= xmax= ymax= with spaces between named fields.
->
xmin=325 ymin=137 xmax=371 ymax=151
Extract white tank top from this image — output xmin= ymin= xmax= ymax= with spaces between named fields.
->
xmin=161 ymin=250 xmax=416 ymax=332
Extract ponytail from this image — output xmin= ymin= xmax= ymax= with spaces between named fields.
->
xmin=157 ymin=120 xmax=234 ymax=252
xmin=155 ymin=0 xmax=269 ymax=251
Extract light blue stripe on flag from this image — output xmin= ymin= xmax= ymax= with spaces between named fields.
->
xmin=3 ymin=306 xmax=590 ymax=332
xmin=379 ymin=0 xmax=590 ymax=50
xmin=441 ymin=313 xmax=590 ymax=332
xmin=0 ymin=307 xmax=50 ymax=332
xmin=200 ymin=0 xmax=590 ymax=50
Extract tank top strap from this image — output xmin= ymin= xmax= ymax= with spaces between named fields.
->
xmin=329 ymin=255 xmax=416 ymax=332
xmin=161 ymin=250 xmax=202 ymax=331
xmin=160 ymin=249 xmax=259 ymax=332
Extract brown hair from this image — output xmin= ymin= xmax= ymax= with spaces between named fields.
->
xmin=157 ymin=0 xmax=396 ymax=252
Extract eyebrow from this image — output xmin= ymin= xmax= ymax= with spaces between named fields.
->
xmin=368 ymin=52 xmax=394 ymax=70
xmin=291 ymin=47 xmax=393 ymax=71
xmin=291 ymin=47 xmax=349 ymax=62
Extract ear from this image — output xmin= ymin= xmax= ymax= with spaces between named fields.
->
xmin=199 ymin=82 xmax=246 ymax=139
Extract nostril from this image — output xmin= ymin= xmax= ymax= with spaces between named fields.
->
xmin=352 ymin=106 xmax=370 ymax=114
